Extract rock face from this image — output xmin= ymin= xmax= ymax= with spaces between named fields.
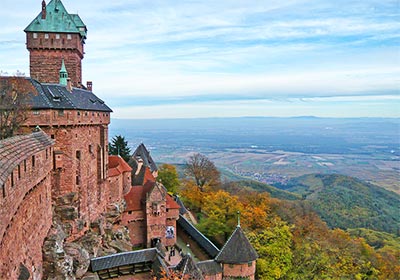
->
xmin=42 ymin=198 xmax=132 ymax=279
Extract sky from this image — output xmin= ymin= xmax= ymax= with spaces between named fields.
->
xmin=0 ymin=0 xmax=399 ymax=119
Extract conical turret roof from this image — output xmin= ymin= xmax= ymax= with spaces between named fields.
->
xmin=215 ymin=226 xmax=258 ymax=264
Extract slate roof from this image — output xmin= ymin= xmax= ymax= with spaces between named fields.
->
xmin=130 ymin=143 xmax=158 ymax=173
xmin=215 ymin=226 xmax=258 ymax=264
xmin=108 ymin=155 xmax=132 ymax=177
xmin=177 ymin=215 xmax=220 ymax=258
xmin=174 ymin=195 xmax=188 ymax=215
xmin=0 ymin=77 xmax=111 ymax=112
xmin=90 ymin=248 xmax=158 ymax=272
xmin=0 ymin=130 xmax=54 ymax=186
xmin=174 ymin=254 xmax=204 ymax=280
xmin=25 ymin=0 xmax=87 ymax=39
xmin=197 ymin=260 xmax=223 ymax=276
xmin=29 ymin=79 xmax=112 ymax=112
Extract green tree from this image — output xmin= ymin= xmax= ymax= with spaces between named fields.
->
xmin=109 ymin=135 xmax=131 ymax=163
xmin=157 ymin=164 xmax=180 ymax=193
xmin=197 ymin=190 xmax=242 ymax=243
xmin=248 ymin=220 xmax=293 ymax=279
xmin=185 ymin=153 xmax=220 ymax=191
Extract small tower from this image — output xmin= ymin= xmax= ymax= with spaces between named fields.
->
xmin=215 ymin=214 xmax=258 ymax=280
xmin=59 ymin=59 xmax=68 ymax=86
xmin=25 ymin=0 xmax=87 ymax=87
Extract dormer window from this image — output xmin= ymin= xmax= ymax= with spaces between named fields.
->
xmin=33 ymin=33 xmax=38 ymax=39
xmin=44 ymin=33 xmax=49 ymax=39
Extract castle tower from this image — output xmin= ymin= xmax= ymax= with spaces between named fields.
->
xmin=25 ymin=0 xmax=87 ymax=87
xmin=215 ymin=219 xmax=258 ymax=280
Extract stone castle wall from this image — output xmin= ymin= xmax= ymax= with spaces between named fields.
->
xmin=221 ymin=261 xmax=256 ymax=280
xmin=0 ymin=141 xmax=53 ymax=279
xmin=23 ymin=109 xmax=112 ymax=238
xmin=27 ymin=32 xmax=84 ymax=86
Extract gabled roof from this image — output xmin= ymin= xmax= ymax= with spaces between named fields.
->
xmin=1 ymin=77 xmax=112 ymax=112
xmin=90 ymin=248 xmax=159 ymax=272
xmin=174 ymin=254 xmax=204 ymax=280
xmin=166 ymin=194 xmax=180 ymax=209
xmin=108 ymin=155 xmax=132 ymax=177
xmin=25 ymin=0 xmax=87 ymax=39
xmin=215 ymin=226 xmax=258 ymax=264
xmin=130 ymin=143 xmax=158 ymax=172
xmin=0 ymin=130 xmax=54 ymax=186
xmin=124 ymin=186 xmax=143 ymax=211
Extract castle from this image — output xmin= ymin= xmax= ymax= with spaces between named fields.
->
xmin=0 ymin=1 xmax=257 ymax=279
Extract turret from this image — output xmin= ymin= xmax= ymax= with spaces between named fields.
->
xmin=59 ymin=59 xmax=68 ymax=86
xmin=215 ymin=213 xmax=258 ymax=279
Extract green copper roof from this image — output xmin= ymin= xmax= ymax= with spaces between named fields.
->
xmin=59 ymin=59 xmax=68 ymax=86
xmin=24 ymin=0 xmax=87 ymax=39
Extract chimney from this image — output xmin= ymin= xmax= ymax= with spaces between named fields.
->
xmin=135 ymin=158 xmax=144 ymax=176
xmin=66 ymin=78 xmax=73 ymax=92
xmin=41 ymin=0 xmax=47 ymax=19
xmin=87 ymin=81 xmax=93 ymax=92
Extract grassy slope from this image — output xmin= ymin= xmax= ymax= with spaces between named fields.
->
xmin=284 ymin=174 xmax=400 ymax=235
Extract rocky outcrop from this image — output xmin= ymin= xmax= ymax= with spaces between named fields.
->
xmin=42 ymin=196 xmax=132 ymax=279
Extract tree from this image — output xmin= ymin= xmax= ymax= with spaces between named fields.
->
xmin=109 ymin=135 xmax=131 ymax=163
xmin=197 ymin=190 xmax=242 ymax=243
xmin=0 ymin=77 xmax=32 ymax=139
xmin=248 ymin=220 xmax=293 ymax=279
xmin=157 ymin=164 xmax=180 ymax=193
xmin=185 ymin=153 xmax=220 ymax=191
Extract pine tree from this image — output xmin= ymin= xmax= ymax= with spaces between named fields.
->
xmin=109 ymin=135 xmax=131 ymax=163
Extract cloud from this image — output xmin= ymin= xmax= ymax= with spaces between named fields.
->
xmin=0 ymin=0 xmax=399 ymax=118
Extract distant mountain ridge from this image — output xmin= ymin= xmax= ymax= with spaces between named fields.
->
xmin=281 ymin=174 xmax=400 ymax=235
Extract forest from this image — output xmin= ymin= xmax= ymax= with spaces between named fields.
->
xmin=158 ymin=154 xmax=400 ymax=279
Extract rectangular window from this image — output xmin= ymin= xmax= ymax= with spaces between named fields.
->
xmin=67 ymin=34 xmax=72 ymax=40
xmin=33 ymin=110 xmax=40 ymax=115
xmin=46 ymin=149 xmax=48 ymax=159
xmin=11 ymin=171 xmax=14 ymax=187
xmin=76 ymin=176 xmax=80 ymax=185
xmin=58 ymin=110 xmax=64 ymax=116
xmin=89 ymin=145 xmax=92 ymax=153
xmin=2 ymin=184 xmax=5 ymax=198
xmin=24 ymin=160 xmax=27 ymax=172
xmin=44 ymin=33 xmax=49 ymax=39
xmin=56 ymin=34 xmax=60 ymax=39
xmin=76 ymin=150 xmax=81 ymax=160
xmin=18 ymin=165 xmax=21 ymax=179
xmin=33 ymin=33 xmax=38 ymax=39
xmin=32 ymin=155 xmax=35 ymax=168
